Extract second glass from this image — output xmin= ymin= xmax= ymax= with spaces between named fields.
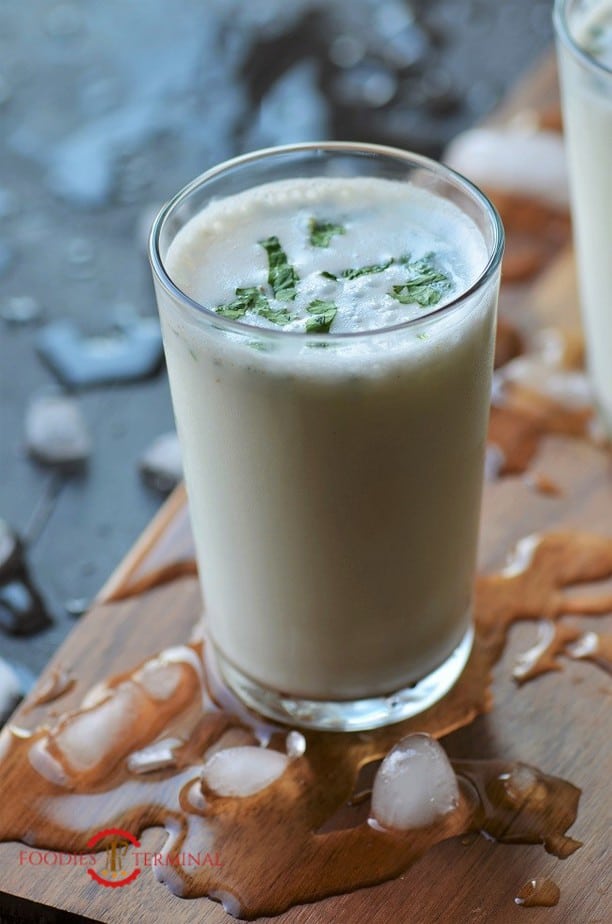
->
xmin=149 ymin=143 xmax=503 ymax=731
xmin=555 ymin=0 xmax=612 ymax=429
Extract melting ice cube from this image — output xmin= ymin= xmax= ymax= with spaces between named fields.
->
xmin=52 ymin=682 xmax=140 ymax=773
xmin=127 ymin=737 xmax=183 ymax=774
xmin=201 ymin=746 xmax=289 ymax=798
xmin=370 ymin=733 xmax=460 ymax=831
xmin=133 ymin=658 xmax=183 ymax=701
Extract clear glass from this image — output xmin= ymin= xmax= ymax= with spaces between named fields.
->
xmin=149 ymin=142 xmax=503 ymax=731
xmin=554 ymin=0 xmax=612 ymax=430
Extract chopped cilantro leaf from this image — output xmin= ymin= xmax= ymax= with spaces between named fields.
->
xmin=339 ymin=259 xmax=393 ymax=280
xmin=390 ymin=259 xmax=452 ymax=308
xmin=215 ymin=286 xmax=269 ymax=320
xmin=256 ymin=304 xmax=294 ymax=326
xmin=259 ymin=236 xmax=299 ymax=301
xmin=305 ymin=299 xmax=338 ymax=334
xmin=309 ymin=218 xmax=346 ymax=248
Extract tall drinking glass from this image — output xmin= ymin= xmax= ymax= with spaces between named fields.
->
xmin=554 ymin=0 xmax=612 ymax=428
xmin=149 ymin=143 xmax=503 ymax=731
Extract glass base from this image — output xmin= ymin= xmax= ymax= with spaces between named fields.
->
xmin=214 ymin=624 xmax=474 ymax=732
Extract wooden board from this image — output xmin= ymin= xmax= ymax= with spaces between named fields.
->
xmin=1 ymin=55 xmax=611 ymax=923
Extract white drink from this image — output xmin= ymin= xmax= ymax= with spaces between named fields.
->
xmin=150 ymin=149 xmax=501 ymax=729
xmin=555 ymin=0 xmax=612 ymax=427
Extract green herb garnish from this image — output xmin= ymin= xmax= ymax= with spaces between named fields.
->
xmin=309 ymin=219 xmax=346 ymax=248
xmin=390 ymin=258 xmax=451 ymax=308
xmin=320 ymin=259 xmax=394 ymax=282
xmin=259 ymin=236 xmax=299 ymax=301
xmin=215 ymin=286 xmax=270 ymax=320
xmin=340 ymin=258 xmax=394 ymax=280
xmin=216 ymin=286 xmax=295 ymax=326
xmin=305 ymin=299 xmax=338 ymax=334
xmin=256 ymin=304 xmax=294 ymax=326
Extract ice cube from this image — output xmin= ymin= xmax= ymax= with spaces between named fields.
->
xmin=209 ymin=890 xmax=242 ymax=918
xmin=502 ymin=534 xmax=541 ymax=578
xmin=139 ymin=432 xmax=183 ymax=494
xmin=28 ymin=737 xmax=70 ymax=787
xmin=499 ymin=763 xmax=547 ymax=806
xmin=52 ymin=682 xmax=140 ymax=773
xmin=445 ymin=128 xmax=569 ymax=209
xmin=204 ymin=727 xmax=259 ymax=760
xmin=285 ymin=730 xmax=306 ymax=759
xmin=185 ymin=779 xmax=207 ymax=812
xmin=0 ymin=726 xmax=13 ymax=762
xmin=370 ymin=733 xmax=460 ymax=831
xmin=36 ymin=318 xmax=162 ymax=388
xmin=201 ymin=746 xmax=290 ymax=797
xmin=133 ymin=659 xmax=183 ymax=701
xmin=127 ymin=737 xmax=183 ymax=774
xmin=24 ymin=392 xmax=91 ymax=467
xmin=0 ymin=656 xmax=21 ymax=722
xmin=0 ymin=295 xmax=43 ymax=326
xmin=566 ymin=631 xmax=599 ymax=659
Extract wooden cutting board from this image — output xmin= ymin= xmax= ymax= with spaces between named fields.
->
xmin=1 ymin=56 xmax=610 ymax=924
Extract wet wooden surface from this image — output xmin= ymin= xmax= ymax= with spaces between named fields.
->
xmin=1 ymin=56 xmax=611 ymax=924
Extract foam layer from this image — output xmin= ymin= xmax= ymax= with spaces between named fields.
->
xmin=165 ymin=176 xmax=488 ymax=334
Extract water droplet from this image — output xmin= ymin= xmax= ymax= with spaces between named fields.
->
xmin=515 ymin=878 xmax=560 ymax=907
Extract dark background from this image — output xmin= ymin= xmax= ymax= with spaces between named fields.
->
xmin=0 ymin=0 xmax=554 ymax=680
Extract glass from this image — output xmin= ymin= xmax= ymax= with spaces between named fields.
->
xmin=149 ymin=142 xmax=503 ymax=731
xmin=554 ymin=0 xmax=612 ymax=429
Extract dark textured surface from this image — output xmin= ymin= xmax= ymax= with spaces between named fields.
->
xmin=0 ymin=0 xmax=554 ymax=678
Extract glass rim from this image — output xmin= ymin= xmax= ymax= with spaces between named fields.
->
xmin=148 ymin=141 xmax=504 ymax=342
xmin=554 ymin=0 xmax=612 ymax=78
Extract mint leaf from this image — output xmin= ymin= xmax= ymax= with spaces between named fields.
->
xmin=309 ymin=218 xmax=345 ymax=248
xmin=259 ymin=236 xmax=299 ymax=301
xmin=390 ymin=259 xmax=452 ymax=308
xmin=320 ymin=270 xmax=338 ymax=281
xmin=256 ymin=304 xmax=293 ymax=326
xmin=339 ymin=259 xmax=393 ymax=280
xmin=215 ymin=286 xmax=270 ymax=320
xmin=305 ymin=299 xmax=337 ymax=334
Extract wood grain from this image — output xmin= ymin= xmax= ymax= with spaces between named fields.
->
xmin=1 ymin=54 xmax=611 ymax=923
